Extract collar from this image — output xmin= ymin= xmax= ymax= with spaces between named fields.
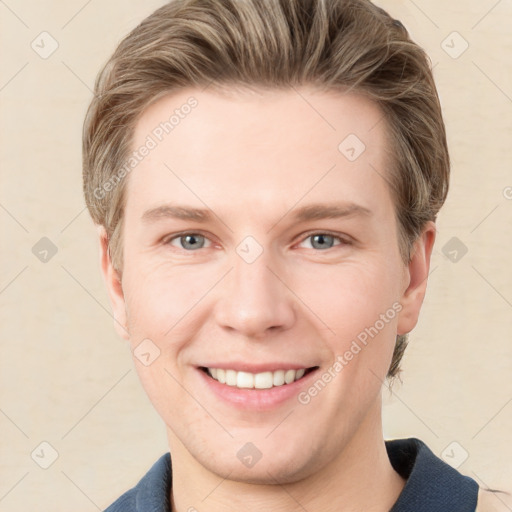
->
xmin=387 ymin=437 xmax=478 ymax=511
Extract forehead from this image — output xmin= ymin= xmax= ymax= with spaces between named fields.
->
xmin=125 ymin=86 xmax=393 ymax=222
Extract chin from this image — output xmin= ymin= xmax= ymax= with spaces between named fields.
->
xmin=194 ymin=440 xmax=322 ymax=485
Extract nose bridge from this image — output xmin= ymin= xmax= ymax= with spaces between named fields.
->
xmin=214 ymin=238 xmax=295 ymax=336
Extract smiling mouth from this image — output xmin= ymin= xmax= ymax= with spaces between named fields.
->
xmin=200 ymin=366 xmax=319 ymax=390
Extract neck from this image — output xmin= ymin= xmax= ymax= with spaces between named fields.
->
xmin=168 ymin=401 xmax=405 ymax=512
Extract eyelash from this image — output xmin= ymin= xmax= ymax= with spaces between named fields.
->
xmin=162 ymin=230 xmax=352 ymax=252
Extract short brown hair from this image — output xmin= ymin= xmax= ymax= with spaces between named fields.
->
xmin=82 ymin=0 xmax=450 ymax=380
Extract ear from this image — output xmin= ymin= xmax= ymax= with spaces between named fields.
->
xmin=97 ymin=225 xmax=130 ymax=341
xmin=397 ymin=221 xmax=437 ymax=335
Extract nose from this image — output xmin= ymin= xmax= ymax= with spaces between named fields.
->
xmin=214 ymin=247 xmax=296 ymax=339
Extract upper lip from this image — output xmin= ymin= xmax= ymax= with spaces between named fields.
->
xmin=199 ymin=363 xmax=319 ymax=373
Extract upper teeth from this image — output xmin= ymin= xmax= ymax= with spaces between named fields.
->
xmin=207 ymin=368 xmax=306 ymax=389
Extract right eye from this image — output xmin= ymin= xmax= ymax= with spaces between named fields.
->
xmin=163 ymin=232 xmax=213 ymax=251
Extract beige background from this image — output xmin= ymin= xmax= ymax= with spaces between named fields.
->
xmin=1 ymin=1 xmax=511 ymax=510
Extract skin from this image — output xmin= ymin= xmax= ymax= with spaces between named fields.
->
xmin=98 ymin=85 xmax=436 ymax=511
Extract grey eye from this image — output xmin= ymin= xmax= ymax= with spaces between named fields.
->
xmin=167 ymin=233 xmax=210 ymax=250
xmin=180 ymin=234 xmax=206 ymax=250
xmin=304 ymin=234 xmax=339 ymax=250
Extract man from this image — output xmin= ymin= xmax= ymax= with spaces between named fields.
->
xmin=82 ymin=0 xmax=508 ymax=510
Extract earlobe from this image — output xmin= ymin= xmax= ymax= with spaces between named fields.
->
xmin=96 ymin=225 xmax=130 ymax=341
xmin=396 ymin=221 xmax=437 ymax=336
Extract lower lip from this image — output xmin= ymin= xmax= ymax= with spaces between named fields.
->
xmin=197 ymin=368 xmax=319 ymax=410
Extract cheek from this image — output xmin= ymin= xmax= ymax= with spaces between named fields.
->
xmin=305 ymin=260 xmax=402 ymax=385
xmin=298 ymin=259 xmax=401 ymax=335
xmin=132 ymin=357 xmax=193 ymax=428
xmin=123 ymin=261 xmax=213 ymax=339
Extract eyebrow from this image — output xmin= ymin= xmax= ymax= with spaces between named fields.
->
xmin=141 ymin=201 xmax=372 ymax=224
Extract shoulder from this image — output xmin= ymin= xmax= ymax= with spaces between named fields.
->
xmin=475 ymin=487 xmax=512 ymax=512
xmin=103 ymin=453 xmax=172 ymax=512
xmin=104 ymin=490 xmax=136 ymax=512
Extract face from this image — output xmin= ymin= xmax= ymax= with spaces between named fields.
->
xmin=100 ymin=86 xmax=434 ymax=484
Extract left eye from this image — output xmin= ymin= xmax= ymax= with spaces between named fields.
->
xmin=298 ymin=233 xmax=347 ymax=250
